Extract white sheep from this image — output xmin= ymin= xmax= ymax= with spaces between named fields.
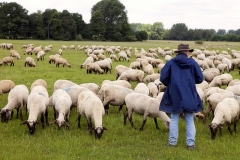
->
xmin=115 ymin=65 xmax=131 ymax=80
xmin=77 ymin=90 xmax=107 ymax=139
xmin=58 ymin=49 xmax=63 ymax=55
xmin=202 ymin=68 xmax=220 ymax=82
xmin=147 ymin=82 xmax=159 ymax=98
xmin=134 ymin=83 xmax=149 ymax=95
xmin=0 ymin=80 xmax=15 ymax=94
xmin=97 ymin=84 xmax=133 ymax=114
xmin=10 ymin=50 xmax=20 ymax=59
xmin=142 ymin=63 xmax=154 ymax=75
xmin=80 ymin=57 xmax=94 ymax=68
xmin=36 ymin=50 xmax=45 ymax=61
xmin=209 ymin=97 xmax=240 ymax=139
xmin=0 ymin=85 xmax=29 ymax=123
xmin=24 ymin=48 xmax=33 ymax=55
xmin=217 ymin=63 xmax=229 ymax=74
xmin=101 ymin=80 xmax=131 ymax=89
xmin=129 ymin=61 xmax=141 ymax=69
xmin=226 ymin=85 xmax=240 ymax=96
xmin=25 ymin=57 xmax=36 ymax=67
xmin=49 ymin=89 xmax=72 ymax=129
xmin=124 ymin=92 xmax=170 ymax=131
xmin=33 ymin=46 xmax=43 ymax=54
xmin=79 ymin=83 xmax=100 ymax=95
xmin=49 ymin=54 xmax=60 ymax=64
xmin=143 ymin=73 xmax=160 ymax=83
xmin=117 ymin=69 xmax=145 ymax=83
xmin=222 ymin=57 xmax=232 ymax=72
xmin=109 ymin=53 xmax=119 ymax=62
xmin=55 ymin=58 xmax=71 ymax=68
xmin=30 ymin=79 xmax=47 ymax=90
xmin=196 ymin=80 xmax=209 ymax=91
xmin=0 ymin=56 xmax=14 ymax=66
xmin=209 ymin=73 xmax=233 ymax=87
xmin=118 ymin=51 xmax=129 ymax=62
xmin=86 ymin=63 xmax=104 ymax=74
xmin=21 ymin=85 xmax=49 ymax=134
xmin=95 ymin=59 xmax=112 ymax=74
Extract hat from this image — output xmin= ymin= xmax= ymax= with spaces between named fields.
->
xmin=174 ymin=44 xmax=194 ymax=53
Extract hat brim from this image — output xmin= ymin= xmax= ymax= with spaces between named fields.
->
xmin=174 ymin=49 xmax=194 ymax=53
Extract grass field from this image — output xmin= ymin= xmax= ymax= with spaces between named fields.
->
xmin=0 ymin=39 xmax=240 ymax=160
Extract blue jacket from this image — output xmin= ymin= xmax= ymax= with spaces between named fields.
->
xmin=159 ymin=53 xmax=204 ymax=113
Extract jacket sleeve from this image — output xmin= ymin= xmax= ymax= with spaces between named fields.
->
xmin=193 ymin=61 xmax=204 ymax=84
xmin=160 ymin=61 xmax=171 ymax=86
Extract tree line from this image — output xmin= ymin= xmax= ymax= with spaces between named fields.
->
xmin=0 ymin=1 xmax=240 ymax=42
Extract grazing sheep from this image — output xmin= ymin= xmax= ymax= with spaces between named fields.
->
xmin=134 ymin=83 xmax=149 ymax=95
xmin=0 ymin=80 xmax=15 ymax=94
xmin=109 ymin=54 xmax=118 ymax=62
xmin=69 ymin=45 xmax=75 ymax=50
xmin=118 ymin=51 xmax=129 ymax=62
xmin=58 ymin=49 xmax=63 ymax=55
xmin=124 ymin=92 xmax=170 ymax=131
xmin=79 ymin=83 xmax=100 ymax=95
xmin=25 ymin=57 xmax=36 ymax=67
xmin=49 ymin=89 xmax=72 ymax=129
xmin=157 ymin=63 xmax=165 ymax=73
xmin=55 ymin=58 xmax=71 ymax=68
xmin=10 ymin=50 xmax=20 ymax=59
xmin=49 ymin=54 xmax=61 ymax=64
xmin=24 ymin=48 xmax=33 ymax=55
xmin=115 ymin=65 xmax=131 ymax=80
xmin=33 ymin=46 xmax=43 ymax=54
xmin=209 ymin=98 xmax=240 ymax=139
xmin=154 ymin=79 xmax=166 ymax=92
xmin=101 ymin=80 xmax=131 ymax=89
xmin=226 ymin=85 xmax=240 ymax=96
xmin=77 ymin=90 xmax=107 ymax=139
xmin=142 ymin=63 xmax=154 ymax=75
xmin=95 ymin=59 xmax=112 ymax=74
xmin=147 ymin=82 xmax=159 ymax=98
xmin=21 ymin=85 xmax=49 ymax=134
xmin=36 ymin=50 xmax=45 ymax=61
xmin=222 ymin=57 xmax=232 ymax=72
xmin=143 ymin=73 xmax=160 ymax=83
xmin=0 ymin=56 xmax=14 ymax=66
xmin=228 ymin=79 xmax=240 ymax=86
xmin=196 ymin=80 xmax=209 ymax=91
xmin=86 ymin=63 xmax=104 ymax=74
xmin=0 ymin=85 xmax=29 ymax=123
xmin=217 ymin=63 xmax=229 ymax=74
xmin=129 ymin=61 xmax=141 ymax=70
xmin=209 ymin=73 xmax=233 ymax=87
xmin=202 ymin=68 xmax=220 ymax=82
xmin=97 ymin=84 xmax=133 ymax=114
xmin=53 ymin=79 xmax=77 ymax=91
xmin=118 ymin=69 xmax=145 ymax=83
xmin=80 ymin=57 xmax=94 ymax=68
xmin=30 ymin=79 xmax=47 ymax=90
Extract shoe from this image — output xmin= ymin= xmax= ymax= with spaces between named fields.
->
xmin=167 ymin=144 xmax=177 ymax=148
xmin=187 ymin=145 xmax=195 ymax=150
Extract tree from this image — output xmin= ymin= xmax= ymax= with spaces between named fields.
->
xmin=50 ymin=11 xmax=63 ymax=40
xmin=0 ymin=2 xmax=29 ymax=38
xmin=42 ymin=9 xmax=57 ymax=39
xmin=29 ymin=10 xmax=46 ymax=39
xmin=90 ymin=10 xmax=106 ymax=40
xmin=150 ymin=22 xmax=165 ymax=40
xmin=72 ymin=13 xmax=85 ymax=36
xmin=217 ymin=29 xmax=226 ymax=35
xmin=130 ymin=23 xmax=141 ymax=32
xmin=169 ymin=23 xmax=188 ymax=40
xmin=60 ymin=10 xmax=77 ymax=40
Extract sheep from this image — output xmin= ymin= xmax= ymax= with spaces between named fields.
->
xmin=55 ymin=58 xmax=71 ymax=68
xmin=61 ymin=45 xmax=68 ymax=50
xmin=209 ymin=98 xmax=240 ymax=140
xmin=86 ymin=63 xmax=104 ymax=74
xmin=95 ymin=59 xmax=112 ymax=74
xmin=33 ymin=46 xmax=43 ymax=54
xmin=143 ymin=73 xmax=160 ymax=83
xmin=24 ymin=48 xmax=33 ymax=55
xmin=129 ymin=61 xmax=141 ymax=69
xmin=44 ymin=46 xmax=51 ymax=52
xmin=109 ymin=54 xmax=118 ymax=62
xmin=36 ymin=50 xmax=45 ymax=61
xmin=0 ymin=85 xmax=29 ymax=123
xmin=117 ymin=69 xmax=145 ymax=83
xmin=147 ymin=82 xmax=159 ymax=98
xmin=0 ymin=80 xmax=15 ymax=94
xmin=115 ymin=65 xmax=131 ymax=80
xmin=80 ymin=57 xmax=94 ymax=68
xmin=21 ymin=45 xmax=27 ymax=49
xmin=222 ymin=57 xmax=232 ymax=72
xmin=231 ymin=58 xmax=240 ymax=70
xmin=202 ymin=68 xmax=220 ymax=82
xmin=142 ymin=63 xmax=154 ymax=75
xmin=164 ymin=55 xmax=172 ymax=62
xmin=154 ymin=79 xmax=166 ymax=92
xmin=69 ymin=45 xmax=75 ymax=50
xmin=124 ymin=92 xmax=170 ymax=131
xmin=49 ymin=89 xmax=72 ymax=129
xmin=118 ymin=51 xmax=129 ymax=62
xmin=209 ymin=73 xmax=233 ymax=87
xmin=30 ymin=79 xmax=47 ymax=90
xmin=134 ymin=83 xmax=149 ymax=95
xmin=53 ymin=79 xmax=77 ymax=91
xmin=58 ymin=49 xmax=63 ymax=55
xmin=196 ymin=80 xmax=209 ymax=91
xmin=228 ymin=79 xmax=240 ymax=86
xmin=226 ymin=85 xmax=240 ymax=96
xmin=196 ymin=59 xmax=209 ymax=70
xmin=79 ymin=83 xmax=100 ymax=95
xmin=97 ymin=53 xmax=106 ymax=60
xmin=77 ymin=90 xmax=107 ymax=139
xmin=0 ymin=56 xmax=14 ymax=66
xmin=21 ymin=85 xmax=49 ymax=134
xmin=25 ymin=57 xmax=36 ymax=67
xmin=101 ymin=80 xmax=132 ymax=89
xmin=10 ymin=50 xmax=20 ymax=59
xmin=97 ymin=84 xmax=134 ymax=114
xmin=157 ymin=63 xmax=165 ymax=73
xmin=217 ymin=63 xmax=229 ymax=74
xmin=49 ymin=54 xmax=61 ymax=64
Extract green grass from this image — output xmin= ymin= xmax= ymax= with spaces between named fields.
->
xmin=0 ymin=39 xmax=240 ymax=160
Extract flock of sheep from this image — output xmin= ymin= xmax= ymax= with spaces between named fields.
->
xmin=1 ymin=42 xmax=240 ymax=140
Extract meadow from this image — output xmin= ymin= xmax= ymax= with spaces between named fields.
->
xmin=0 ymin=39 xmax=240 ymax=160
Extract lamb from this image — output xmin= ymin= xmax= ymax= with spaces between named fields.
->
xmin=86 ymin=63 xmax=104 ymax=74
xmin=21 ymin=85 xmax=49 ymax=134
xmin=222 ymin=57 xmax=232 ymax=72
xmin=97 ymin=84 xmax=133 ymax=114
xmin=124 ymin=92 xmax=170 ymax=131
xmin=134 ymin=83 xmax=149 ymax=95
xmin=30 ymin=79 xmax=47 ymax=90
xmin=117 ymin=69 xmax=145 ymax=83
xmin=10 ymin=50 xmax=20 ymax=59
xmin=209 ymin=73 xmax=233 ymax=87
xmin=109 ymin=54 xmax=118 ymax=62
xmin=49 ymin=54 xmax=61 ymax=64
xmin=209 ymin=98 xmax=240 ymax=139
xmin=143 ymin=73 xmax=160 ymax=84
xmin=147 ymin=82 xmax=159 ymax=98
xmin=0 ymin=85 xmax=29 ymax=123
xmin=49 ymin=89 xmax=72 ymax=129
xmin=36 ymin=50 xmax=45 ymax=61
xmin=115 ymin=65 xmax=131 ymax=80
xmin=0 ymin=80 xmax=15 ymax=94
xmin=33 ymin=46 xmax=43 ymax=54
xmin=55 ymin=58 xmax=71 ymax=68
xmin=77 ymin=90 xmax=107 ymax=139
xmin=0 ymin=56 xmax=14 ymax=66
xmin=25 ymin=57 xmax=36 ymax=67
xmin=80 ymin=57 xmax=94 ymax=68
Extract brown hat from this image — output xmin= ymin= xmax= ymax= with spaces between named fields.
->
xmin=174 ymin=44 xmax=194 ymax=53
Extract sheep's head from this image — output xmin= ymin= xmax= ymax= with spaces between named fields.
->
xmin=50 ymin=119 xmax=70 ymax=130
xmin=0 ymin=109 xmax=11 ymax=123
xmin=91 ymin=126 xmax=107 ymax=139
xmin=209 ymin=123 xmax=223 ymax=140
xmin=21 ymin=120 xmax=43 ymax=134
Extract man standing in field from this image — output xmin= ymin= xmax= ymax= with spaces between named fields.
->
xmin=159 ymin=44 xmax=204 ymax=150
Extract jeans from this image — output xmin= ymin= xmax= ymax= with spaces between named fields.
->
xmin=169 ymin=111 xmax=196 ymax=146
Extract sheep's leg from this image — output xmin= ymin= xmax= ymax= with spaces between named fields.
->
xmin=154 ymin=118 xmax=160 ymax=130
xmin=87 ymin=118 xmax=93 ymax=134
xmin=77 ymin=114 xmax=81 ymax=128
xmin=19 ymin=107 xmax=23 ymax=120
xmin=10 ymin=110 xmax=14 ymax=120
xmin=234 ymin=121 xmax=237 ymax=134
xmin=41 ymin=114 xmax=45 ymax=129
xmin=16 ymin=108 xmax=19 ymax=118
xmin=227 ymin=122 xmax=233 ymax=135
xmin=128 ymin=109 xmax=136 ymax=129
xmin=103 ymin=103 xmax=109 ymax=115
xmin=53 ymin=107 xmax=57 ymax=119
xmin=45 ymin=110 xmax=49 ymax=126
xmin=119 ymin=105 xmax=123 ymax=112
xmin=139 ymin=119 xmax=147 ymax=131
xmin=124 ymin=111 xmax=128 ymax=125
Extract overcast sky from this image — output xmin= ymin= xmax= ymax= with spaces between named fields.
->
xmin=4 ymin=0 xmax=240 ymax=31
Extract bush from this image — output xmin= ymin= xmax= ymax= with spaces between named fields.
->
xmin=76 ymin=34 xmax=83 ymax=41
xmin=195 ymin=40 xmax=204 ymax=44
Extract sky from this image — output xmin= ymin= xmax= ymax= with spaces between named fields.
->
xmin=4 ymin=0 xmax=240 ymax=31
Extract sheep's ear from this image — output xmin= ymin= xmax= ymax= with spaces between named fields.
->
xmin=218 ymin=124 xmax=223 ymax=128
xmin=49 ymin=120 xmax=57 ymax=124
xmin=20 ymin=120 xmax=28 ymax=125
xmin=103 ymin=127 xmax=108 ymax=131
xmin=6 ymin=109 xmax=10 ymax=112
xmin=36 ymin=121 xmax=43 ymax=126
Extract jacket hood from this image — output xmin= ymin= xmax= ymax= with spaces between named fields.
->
xmin=172 ymin=53 xmax=194 ymax=69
